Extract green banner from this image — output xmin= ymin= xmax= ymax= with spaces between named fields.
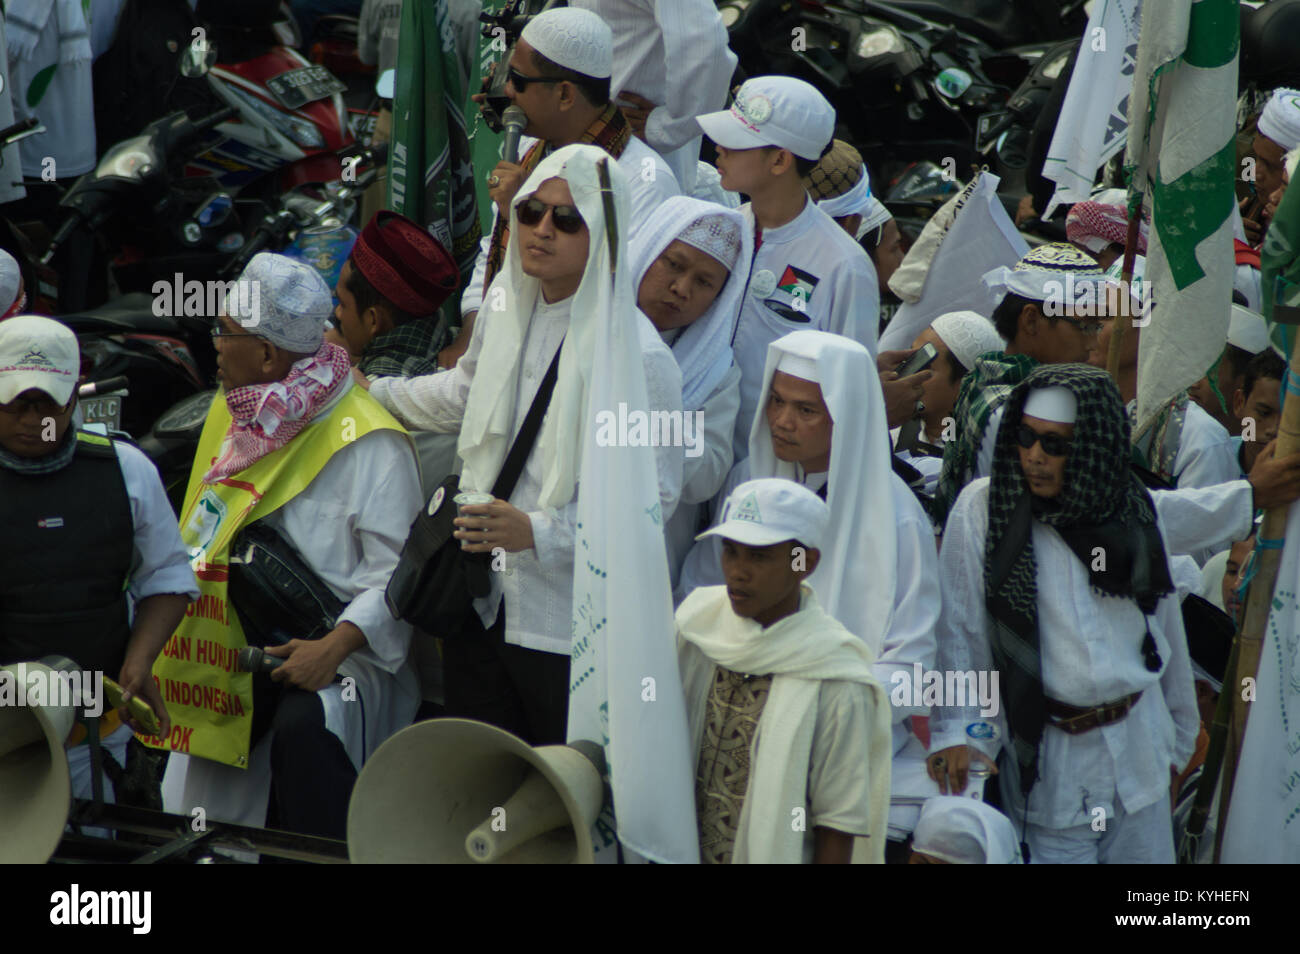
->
xmin=467 ymin=3 xmax=506 ymax=237
xmin=388 ymin=0 xmax=483 ymax=283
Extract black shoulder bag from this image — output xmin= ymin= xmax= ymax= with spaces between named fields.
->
xmin=228 ymin=522 xmax=348 ymax=647
xmin=385 ymin=342 xmax=564 ymax=633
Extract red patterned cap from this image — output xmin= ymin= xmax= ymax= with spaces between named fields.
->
xmin=351 ymin=211 xmax=460 ymax=317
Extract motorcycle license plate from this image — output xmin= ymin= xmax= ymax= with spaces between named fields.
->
xmin=81 ymin=392 xmax=125 ymax=432
xmin=266 ymin=66 xmax=346 ymax=110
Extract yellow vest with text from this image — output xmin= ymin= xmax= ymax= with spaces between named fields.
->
xmin=140 ymin=385 xmax=410 ymax=768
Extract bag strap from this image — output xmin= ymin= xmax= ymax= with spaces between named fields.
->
xmin=490 ymin=338 xmax=565 ymax=501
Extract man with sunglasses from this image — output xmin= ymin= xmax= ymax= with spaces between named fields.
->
xmin=0 ymin=316 xmax=197 ymax=806
xmin=929 ymin=364 xmax=1200 ymax=864
xmin=450 ymin=7 xmax=679 ymax=370
xmin=364 ymin=146 xmax=685 ymax=745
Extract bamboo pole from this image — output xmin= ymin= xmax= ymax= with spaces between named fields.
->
xmin=1106 ymin=203 xmax=1145 ymax=382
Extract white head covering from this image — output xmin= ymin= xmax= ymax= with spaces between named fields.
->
xmin=912 ymin=797 xmax=1023 ymax=864
xmin=982 ymin=242 xmax=1108 ymax=307
xmin=1258 ymin=87 xmax=1300 ymax=152
xmin=748 ymin=330 xmax=897 ymax=655
xmin=460 ymin=144 xmax=630 ymax=508
xmin=0 ymin=248 xmax=21 ymax=315
xmin=1023 ymin=385 xmax=1077 ymax=424
xmin=856 ymin=197 xmax=893 ymax=240
xmin=520 ymin=7 xmax=612 ymax=79
xmin=929 ymin=310 xmax=1005 ymax=370
xmin=815 ymin=164 xmax=872 ymax=219
xmin=1228 ymin=304 xmax=1269 ymax=354
xmin=628 ymin=197 xmax=752 ymax=411
xmin=226 ymin=251 xmax=331 ymax=353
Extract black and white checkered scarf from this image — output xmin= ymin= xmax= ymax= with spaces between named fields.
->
xmin=984 ymin=363 xmax=1173 ymax=797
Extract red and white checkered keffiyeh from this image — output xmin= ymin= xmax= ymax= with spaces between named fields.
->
xmin=204 ymin=342 xmax=352 ymax=482
xmin=1066 ymin=201 xmax=1149 ymax=256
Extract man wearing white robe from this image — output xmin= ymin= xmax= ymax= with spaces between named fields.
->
xmin=364 ymin=145 xmax=684 ymax=744
xmin=571 ymin=0 xmax=735 ymax=196
xmin=677 ymin=477 xmax=891 ymax=863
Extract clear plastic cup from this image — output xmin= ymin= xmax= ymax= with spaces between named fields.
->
xmin=965 ymin=720 xmax=1000 ymax=780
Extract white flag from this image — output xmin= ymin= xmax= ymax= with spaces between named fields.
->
xmin=1127 ymin=0 xmax=1238 ymax=436
xmin=877 ymin=172 xmax=1027 ymax=353
xmin=1041 ymin=0 xmax=1144 ymax=219
xmin=1220 ymin=503 xmax=1300 ymax=862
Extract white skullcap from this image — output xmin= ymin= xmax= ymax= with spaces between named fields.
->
xmin=676 ymin=213 xmax=742 ymax=271
xmin=1228 ymin=304 xmax=1269 ymax=354
xmin=1024 ymin=385 xmax=1077 ymax=424
xmin=521 ymin=7 xmax=612 ymax=79
xmin=912 ymin=796 xmax=1022 ymax=864
xmin=1258 ymin=88 xmax=1300 ymax=152
xmin=227 ymin=252 xmax=331 ymax=354
xmin=929 ymin=311 xmax=1005 ymax=371
xmin=776 ymin=350 xmax=821 ymax=383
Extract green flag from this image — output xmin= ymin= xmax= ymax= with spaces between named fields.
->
xmin=388 ymin=0 xmax=482 ymax=281
xmin=467 ymin=3 xmax=506 ymax=237
xmin=1262 ymin=165 xmax=1300 ymax=358
xmin=1125 ymin=0 xmax=1239 ymax=435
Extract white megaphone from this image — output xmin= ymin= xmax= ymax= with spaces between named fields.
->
xmin=347 ymin=718 xmax=606 ymax=864
xmin=0 ymin=656 xmax=81 ymax=863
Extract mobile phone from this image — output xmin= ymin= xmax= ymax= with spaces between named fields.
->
xmin=895 ymin=342 xmax=938 ymax=377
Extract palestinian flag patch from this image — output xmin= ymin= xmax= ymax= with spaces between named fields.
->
xmin=778 ymin=265 xmax=819 ymax=303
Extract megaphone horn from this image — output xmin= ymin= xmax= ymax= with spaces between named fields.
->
xmin=0 ymin=656 xmax=82 ymax=863
xmin=347 ymin=719 xmax=607 ymax=864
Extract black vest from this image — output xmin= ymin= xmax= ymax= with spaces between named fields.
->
xmin=0 ymin=433 xmax=134 ymax=675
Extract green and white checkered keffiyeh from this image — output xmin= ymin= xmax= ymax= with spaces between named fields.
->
xmin=357 ymin=318 xmax=442 ymax=379
xmin=933 ymin=351 xmax=1038 ymax=524
xmin=984 ymin=363 xmax=1174 ymax=798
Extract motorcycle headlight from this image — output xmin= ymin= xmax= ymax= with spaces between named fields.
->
xmin=854 ymin=25 xmax=905 ymax=61
xmin=226 ymin=85 xmax=326 ymax=150
xmin=95 ymin=136 xmax=159 ymax=180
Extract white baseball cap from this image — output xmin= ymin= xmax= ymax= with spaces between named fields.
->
xmin=697 ymin=477 xmax=828 ymax=550
xmin=0 ymin=315 xmax=79 ymax=405
xmin=696 ymin=76 xmax=835 ymax=161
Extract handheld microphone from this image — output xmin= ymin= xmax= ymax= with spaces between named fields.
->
xmin=501 ymin=105 xmax=528 ymax=165
xmin=236 ymin=646 xmax=284 ymax=674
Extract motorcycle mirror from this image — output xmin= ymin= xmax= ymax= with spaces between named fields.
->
xmin=376 ymin=69 xmax=395 ymax=100
xmin=179 ymin=41 xmax=218 ymax=78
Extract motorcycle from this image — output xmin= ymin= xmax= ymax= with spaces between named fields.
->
xmin=179 ymin=22 xmax=355 ymax=199
xmin=717 ymin=0 xmax=1046 ymax=187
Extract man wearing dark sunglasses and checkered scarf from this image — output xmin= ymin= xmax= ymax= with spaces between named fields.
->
xmin=926 ymin=363 xmax=1200 ymax=863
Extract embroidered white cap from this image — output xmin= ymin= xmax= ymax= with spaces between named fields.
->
xmin=697 ymin=477 xmax=829 ymax=550
xmin=696 ymin=76 xmax=835 ymax=161
xmin=930 ymin=311 xmax=1005 ymax=371
xmin=0 ymin=315 xmax=79 ymax=405
xmin=520 ymin=7 xmax=613 ymax=79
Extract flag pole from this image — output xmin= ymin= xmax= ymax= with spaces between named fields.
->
xmin=1105 ymin=197 xmax=1144 ymax=381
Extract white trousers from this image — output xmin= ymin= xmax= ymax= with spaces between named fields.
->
xmin=1023 ymin=793 xmax=1175 ymax=864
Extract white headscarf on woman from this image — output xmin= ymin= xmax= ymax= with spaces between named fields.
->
xmin=747 ymin=330 xmax=898 ymax=655
xmin=628 ymin=196 xmax=752 ymax=411
xmin=458 ymin=144 xmax=633 ymax=509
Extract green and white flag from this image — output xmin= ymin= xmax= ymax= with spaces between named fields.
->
xmin=468 ymin=3 xmax=506 ymax=238
xmin=388 ymin=0 xmax=482 ymax=281
xmin=1126 ymin=0 xmax=1239 ymax=435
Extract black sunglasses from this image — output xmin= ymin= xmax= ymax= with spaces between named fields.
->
xmin=1016 ymin=423 xmax=1072 ymax=457
xmin=508 ymin=67 xmax=564 ymax=93
xmin=516 ymin=196 xmax=585 ymax=234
